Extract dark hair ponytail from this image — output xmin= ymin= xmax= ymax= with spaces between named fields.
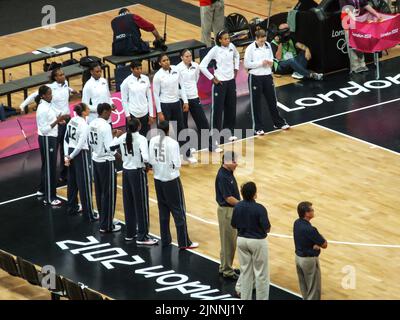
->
xmin=74 ymin=103 xmax=88 ymax=117
xmin=126 ymin=118 xmax=140 ymax=154
xmin=35 ymin=85 xmax=51 ymax=105
xmin=49 ymin=67 xmax=62 ymax=82
xmin=157 ymin=120 xmax=169 ymax=147
xmin=216 ymin=30 xmax=229 ymax=46
xmin=180 ymin=48 xmax=190 ymax=57
xmin=157 ymin=53 xmax=168 ymax=65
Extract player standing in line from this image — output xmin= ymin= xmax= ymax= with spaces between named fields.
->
xmin=89 ymin=103 xmax=122 ymax=233
xmin=21 ymin=67 xmax=78 ymax=182
xmin=121 ymin=61 xmax=160 ymax=138
xmin=149 ymin=120 xmax=199 ymax=249
xmin=110 ymin=118 xmax=158 ymax=245
xmin=35 ymin=85 xmax=69 ymax=206
xmin=82 ymin=63 xmax=113 ymax=124
xmin=176 ymin=49 xmax=222 ymax=153
xmin=199 ymin=30 xmax=240 ymax=146
xmin=64 ymin=103 xmax=97 ymax=222
xmin=152 ymin=54 xmax=197 ymax=164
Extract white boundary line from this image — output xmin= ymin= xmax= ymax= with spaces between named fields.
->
xmin=1 ymin=4 xmax=139 ymax=38
xmin=0 ymin=193 xmax=36 ymax=206
xmin=311 ymin=122 xmax=400 ymax=157
xmin=58 ymin=192 xmax=302 ymax=299
xmin=196 ymin=97 xmax=400 ymax=154
xmin=115 ymin=184 xmax=400 ymax=249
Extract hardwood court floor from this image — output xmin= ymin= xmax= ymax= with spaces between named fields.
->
xmin=57 ymin=123 xmax=400 ymax=300
xmin=1 ymin=1 xmax=400 ymax=300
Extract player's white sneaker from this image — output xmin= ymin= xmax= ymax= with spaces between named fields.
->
xmin=255 ymin=130 xmax=265 ymax=136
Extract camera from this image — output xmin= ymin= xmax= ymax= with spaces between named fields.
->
xmin=153 ymin=38 xmax=168 ymax=51
xmin=275 ymin=28 xmax=291 ymax=43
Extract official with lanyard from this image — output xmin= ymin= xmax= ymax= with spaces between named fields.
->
xmin=244 ymin=29 xmax=289 ymax=135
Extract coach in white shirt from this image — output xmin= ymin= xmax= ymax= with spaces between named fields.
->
xmin=200 ymin=30 xmax=240 ymax=144
xmin=121 ymin=61 xmax=159 ymax=138
xmin=244 ymin=29 xmax=289 ymax=136
xmin=20 ymin=67 xmax=78 ymax=181
xmin=82 ymin=63 xmax=113 ymax=124
xmin=149 ymin=120 xmax=199 ymax=249
xmin=153 ymin=54 xmax=196 ymax=163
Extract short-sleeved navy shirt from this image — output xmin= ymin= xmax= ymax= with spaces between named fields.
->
xmin=293 ymin=218 xmax=326 ymax=257
xmin=231 ymin=200 xmax=271 ymax=239
xmin=215 ymin=166 xmax=240 ymax=207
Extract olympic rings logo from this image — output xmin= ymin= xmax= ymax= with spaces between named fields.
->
xmin=337 ymin=38 xmax=348 ymax=54
xmin=110 ymin=96 xmax=125 ymax=125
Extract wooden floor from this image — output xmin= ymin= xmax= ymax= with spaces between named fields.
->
xmin=55 ymin=122 xmax=400 ymax=300
xmin=2 ymin=1 xmax=400 ymax=300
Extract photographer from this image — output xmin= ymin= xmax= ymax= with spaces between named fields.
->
xmin=111 ymin=8 xmax=164 ymax=56
xmin=271 ymin=23 xmax=323 ymax=81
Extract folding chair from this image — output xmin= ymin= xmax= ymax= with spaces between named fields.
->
xmin=16 ymin=256 xmax=42 ymax=286
xmin=0 ymin=250 xmax=20 ymax=276
xmin=62 ymin=277 xmax=85 ymax=300
xmin=83 ymin=287 xmax=104 ymax=300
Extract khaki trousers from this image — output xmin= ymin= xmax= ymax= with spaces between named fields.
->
xmin=200 ymin=0 xmax=225 ymax=47
xmin=345 ymin=29 xmax=366 ymax=72
xmin=295 ymin=255 xmax=321 ymax=300
xmin=237 ymin=237 xmax=269 ymax=300
xmin=217 ymin=206 xmax=237 ymax=276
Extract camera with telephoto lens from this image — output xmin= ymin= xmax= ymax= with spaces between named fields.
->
xmin=153 ymin=38 xmax=168 ymax=51
xmin=275 ymin=28 xmax=291 ymax=43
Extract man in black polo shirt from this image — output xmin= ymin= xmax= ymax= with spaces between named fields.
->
xmin=231 ymin=182 xmax=271 ymax=300
xmin=215 ymin=151 xmax=240 ymax=280
xmin=293 ymin=201 xmax=328 ymax=300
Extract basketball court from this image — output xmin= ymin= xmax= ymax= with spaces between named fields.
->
xmin=0 ymin=0 xmax=399 ymax=300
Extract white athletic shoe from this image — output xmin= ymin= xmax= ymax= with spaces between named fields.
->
xmin=180 ymin=242 xmax=199 ymax=250
xmin=186 ymin=156 xmax=198 ymax=164
xmin=45 ymin=199 xmax=62 ymax=206
xmin=255 ymin=130 xmax=265 ymax=136
xmin=100 ymin=225 xmax=121 ymax=233
xmin=136 ymin=238 xmax=159 ymax=246
xmin=274 ymin=123 xmax=290 ymax=130
xmin=292 ymin=72 xmax=304 ymax=80
xmin=228 ymin=136 xmax=238 ymax=142
xmin=213 ymin=147 xmax=223 ymax=153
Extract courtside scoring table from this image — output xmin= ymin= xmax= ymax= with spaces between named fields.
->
xmin=0 ymin=42 xmax=89 ymax=83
